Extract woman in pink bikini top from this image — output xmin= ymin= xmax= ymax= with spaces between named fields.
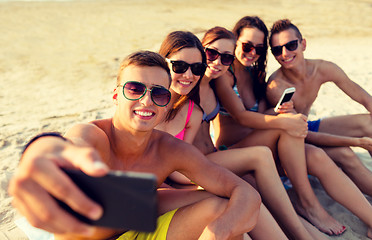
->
xmin=156 ymin=31 xmax=206 ymax=143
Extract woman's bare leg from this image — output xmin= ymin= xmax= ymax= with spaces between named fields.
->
xmin=208 ymin=146 xmax=312 ymax=239
xmin=232 ymin=129 xmax=345 ymax=235
xmin=306 ymin=144 xmax=372 ymax=239
xmin=248 ymin=203 xmax=287 ymax=240
xmin=298 ymin=216 xmax=328 ymax=240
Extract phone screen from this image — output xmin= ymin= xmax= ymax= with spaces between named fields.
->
xmin=281 ymin=91 xmax=295 ymax=104
xmin=274 ymin=87 xmax=296 ymax=112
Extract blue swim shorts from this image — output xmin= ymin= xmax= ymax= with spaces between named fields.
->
xmin=307 ymin=119 xmax=321 ymax=132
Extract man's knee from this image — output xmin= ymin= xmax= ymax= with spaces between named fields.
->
xmin=193 ymin=196 xmax=229 ymax=223
xmin=331 ymin=147 xmax=362 ymax=169
xmin=361 ymin=115 xmax=372 ymax=137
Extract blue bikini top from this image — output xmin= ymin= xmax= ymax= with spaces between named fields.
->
xmin=219 ymin=66 xmax=259 ymax=115
xmin=202 ymin=99 xmax=220 ymax=123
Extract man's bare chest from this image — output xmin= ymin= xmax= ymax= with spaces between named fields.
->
xmin=292 ymin=81 xmax=322 ymax=115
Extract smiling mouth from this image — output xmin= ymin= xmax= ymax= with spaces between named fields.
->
xmin=209 ymin=66 xmax=220 ymax=72
xmin=178 ymin=80 xmax=192 ymax=86
xmin=134 ymin=110 xmax=154 ymax=117
xmin=283 ymin=56 xmax=295 ymax=63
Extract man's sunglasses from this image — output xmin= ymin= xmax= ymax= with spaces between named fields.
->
xmin=240 ymin=41 xmax=266 ymax=56
xmin=166 ymin=58 xmax=206 ymax=76
xmin=271 ymin=39 xmax=299 ymax=57
xmin=119 ymin=81 xmax=171 ymax=107
xmin=205 ymin=48 xmax=235 ymax=66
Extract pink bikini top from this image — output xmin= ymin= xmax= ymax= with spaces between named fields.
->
xmin=174 ymin=100 xmax=194 ymax=140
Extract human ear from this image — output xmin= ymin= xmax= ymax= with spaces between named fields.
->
xmin=301 ymin=38 xmax=307 ymax=51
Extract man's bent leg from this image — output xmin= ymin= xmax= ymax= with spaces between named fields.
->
xmin=324 ymin=146 xmax=372 ymax=197
xmin=167 ymin=196 xmax=257 ymax=240
xmin=319 ymin=114 xmax=372 ymax=138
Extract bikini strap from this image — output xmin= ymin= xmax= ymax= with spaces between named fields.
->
xmin=184 ymin=100 xmax=194 ymax=127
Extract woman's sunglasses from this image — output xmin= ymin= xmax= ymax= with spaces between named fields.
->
xmin=166 ymin=58 xmax=206 ymax=76
xmin=205 ymin=48 xmax=235 ymax=66
xmin=240 ymin=41 xmax=266 ymax=56
xmin=119 ymin=81 xmax=171 ymax=107
xmin=271 ymin=39 xmax=299 ymax=57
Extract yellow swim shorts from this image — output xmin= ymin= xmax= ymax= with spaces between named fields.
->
xmin=116 ymin=209 xmax=177 ymax=240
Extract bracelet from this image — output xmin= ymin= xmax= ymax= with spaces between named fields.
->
xmin=22 ymin=132 xmax=67 ymax=154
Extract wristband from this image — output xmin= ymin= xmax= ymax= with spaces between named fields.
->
xmin=22 ymin=132 xmax=67 ymax=154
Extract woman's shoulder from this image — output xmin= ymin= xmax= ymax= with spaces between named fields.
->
xmin=189 ymin=100 xmax=203 ymax=122
xmin=216 ymin=68 xmax=235 ymax=86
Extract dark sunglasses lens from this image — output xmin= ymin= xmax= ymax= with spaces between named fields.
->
xmin=124 ymin=82 xmax=146 ymax=100
xmin=151 ymin=87 xmax=171 ymax=106
xmin=205 ymin=48 xmax=219 ymax=61
xmin=254 ymin=46 xmax=265 ymax=56
xmin=242 ymin=42 xmax=254 ymax=53
xmin=190 ymin=63 xmax=206 ymax=76
xmin=172 ymin=61 xmax=189 ymax=74
xmin=271 ymin=46 xmax=282 ymax=56
xmin=286 ymin=40 xmax=298 ymax=51
xmin=220 ymin=54 xmax=235 ymax=66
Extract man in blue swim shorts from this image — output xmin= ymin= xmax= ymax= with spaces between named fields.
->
xmin=266 ymin=19 xmax=372 ymax=198
xmin=9 ymin=51 xmax=260 ymax=240
xmin=307 ymin=119 xmax=321 ymax=132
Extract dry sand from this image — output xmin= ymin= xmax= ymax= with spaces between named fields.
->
xmin=1 ymin=0 xmax=372 ymax=239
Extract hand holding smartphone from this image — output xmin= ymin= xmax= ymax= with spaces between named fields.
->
xmin=274 ymin=87 xmax=296 ymax=112
xmin=55 ymin=168 xmax=158 ymax=232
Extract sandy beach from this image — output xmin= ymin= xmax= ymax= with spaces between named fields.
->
xmin=1 ymin=0 xmax=372 ymax=239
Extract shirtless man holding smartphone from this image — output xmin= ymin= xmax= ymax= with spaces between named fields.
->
xmin=9 ymin=51 xmax=260 ymax=240
xmin=266 ymin=19 xmax=372 ymax=201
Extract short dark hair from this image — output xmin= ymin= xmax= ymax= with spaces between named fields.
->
xmin=117 ymin=50 xmax=171 ymax=86
xmin=269 ymin=19 xmax=303 ymax=47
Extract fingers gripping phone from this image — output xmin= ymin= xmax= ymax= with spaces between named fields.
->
xmin=55 ymin=168 xmax=158 ymax=232
xmin=274 ymin=87 xmax=296 ymax=112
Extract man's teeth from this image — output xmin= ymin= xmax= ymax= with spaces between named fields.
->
xmin=283 ymin=57 xmax=294 ymax=62
xmin=135 ymin=111 xmax=153 ymax=116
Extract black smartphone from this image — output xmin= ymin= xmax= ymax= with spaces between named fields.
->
xmin=56 ymin=168 xmax=158 ymax=232
xmin=274 ymin=87 xmax=296 ymax=112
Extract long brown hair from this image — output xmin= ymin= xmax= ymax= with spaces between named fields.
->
xmin=159 ymin=31 xmax=206 ymax=121
xmin=233 ymin=16 xmax=268 ymax=100
xmin=201 ymin=26 xmax=236 ymax=48
xmin=201 ymin=26 xmax=236 ymax=92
